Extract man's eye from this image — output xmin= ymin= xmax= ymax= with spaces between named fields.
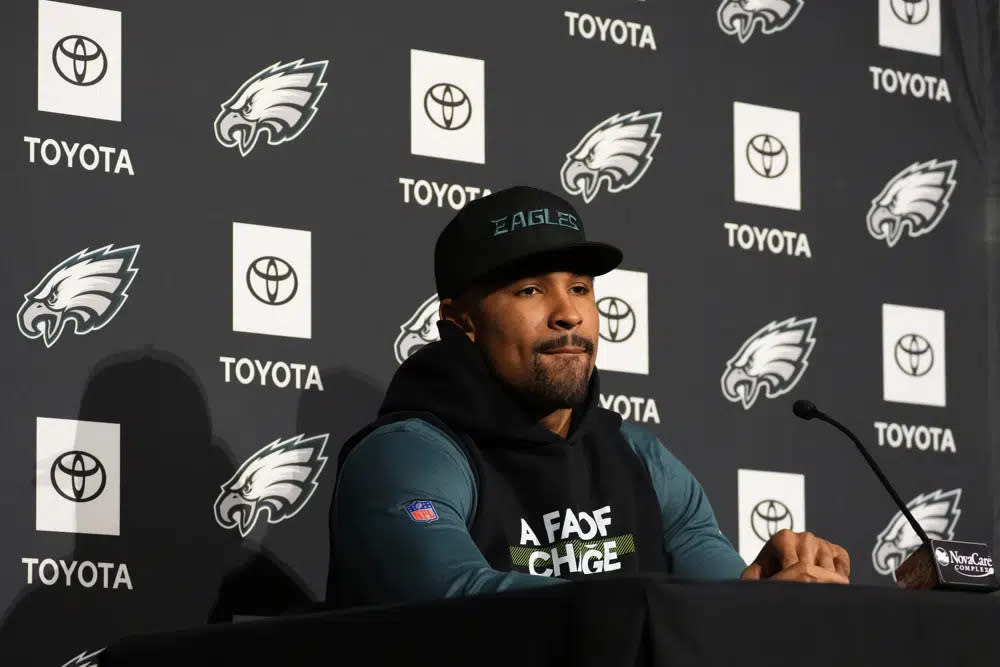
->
xmin=571 ymin=285 xmax=590 ymax=295
xmin=518 ymin=286 xmax=540 ymax=296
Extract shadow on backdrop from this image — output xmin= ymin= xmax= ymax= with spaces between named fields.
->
xmin=296 ymin=366 xmax=386 ymax=610
xmin=0 ymin=348 xmax=310 ymax=666
xmin=208 ymin=366 xmax=385 ymax=617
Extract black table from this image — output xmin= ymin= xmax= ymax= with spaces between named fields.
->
xmin=101 ymin=575 xmax=1000 ymax=666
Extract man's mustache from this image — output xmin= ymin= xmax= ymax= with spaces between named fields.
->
xmin=534 ymin=334 xmax=594 ymax=356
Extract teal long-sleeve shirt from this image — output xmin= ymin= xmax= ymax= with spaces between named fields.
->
xmin=331 ymin=418 xmax=746 ymax=606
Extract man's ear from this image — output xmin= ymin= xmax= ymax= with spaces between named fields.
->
xmin=439 ymin=297 xmax=476 ymax=341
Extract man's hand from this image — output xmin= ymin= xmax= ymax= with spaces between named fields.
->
xmin=740 ymin=529 xmax=851 ymax=584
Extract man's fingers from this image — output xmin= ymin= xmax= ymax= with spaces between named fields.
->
xmin=772 ymin=529 xmax=799 ymax=570
xmin=748 ymin=533 xmax=789 ymax=577
xmin=795 ymin=531 xmax=820 ymax=569
xmin=751 ymin=530 xmax=853 ymax=580
xmin=740 ymin=563 xmax=762 ymax=581
xmin=816 ymin=542 xmax=836 ymax=572
xmin=770 ymin=562 xmax=849 ymax=585
xmin=813 ymin=563 xmax=849 ymax=584
xmin=832 ymin=544 xmax=851 ymax=578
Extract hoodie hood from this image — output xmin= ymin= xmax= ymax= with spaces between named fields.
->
xmin=378 ymin=320 xmax=617 ymax=447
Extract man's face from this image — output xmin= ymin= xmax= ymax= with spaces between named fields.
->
xmin=464 ymin=271 xmax=599 ymax=411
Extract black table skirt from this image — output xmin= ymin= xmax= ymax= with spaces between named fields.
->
xmin=100 ymin=575 xmax=1000 ymax=667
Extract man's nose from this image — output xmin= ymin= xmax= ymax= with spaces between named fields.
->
xmin=549 ymin=292 xmax=584 ymax=330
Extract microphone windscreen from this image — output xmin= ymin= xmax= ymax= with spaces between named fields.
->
xmin=792 ymin=399 xmax=818 ymax=420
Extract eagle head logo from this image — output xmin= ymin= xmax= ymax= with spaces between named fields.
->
xmin=214 ymin=59 xmax=328 ymax=157
xmin=872 ymin=488 xmax=961 ymax=579
xmin=61 ymin=649 xmax=105 ymax=667
xmin=867 ymin=159 xmax=957 ymax=248
xmin=721 ymin=316 xmax=817 ymax=410
xmin=214 ymin=433 xmax=329 ymax=537
xmin=717 ymin=0 xmax=805 ymax=43
xmin=394 ymin=294 xmax=441 ymax=364
xmin=560 ymin=111 xmax=662 ymax=204
xmin=17 ymin=244 xmax=139 ymax=348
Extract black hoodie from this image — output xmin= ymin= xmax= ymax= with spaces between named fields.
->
xmin=331 ymin=320 xmax=668 ymax=595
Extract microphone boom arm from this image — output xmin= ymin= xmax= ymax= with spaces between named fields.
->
xmin=812 ymin=410 xmax=931 ymax=547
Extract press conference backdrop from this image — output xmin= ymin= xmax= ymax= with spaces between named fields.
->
xmin=3 ymin=1 xmax=999 ymax=665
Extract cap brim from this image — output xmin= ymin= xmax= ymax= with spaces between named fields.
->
xmin=533 ymin=241 xmax=623 ymax=277
xmin=467 ymin=241 xmax=623 ymax=295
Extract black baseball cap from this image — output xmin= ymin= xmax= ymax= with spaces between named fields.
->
xmin=434 ymin=185 xmax=622 ymax=299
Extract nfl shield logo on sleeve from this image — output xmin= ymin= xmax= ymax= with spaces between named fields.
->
xmin=406 ymin=500 xmax=439 ymax=523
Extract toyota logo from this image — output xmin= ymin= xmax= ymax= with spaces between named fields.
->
xmin=890 ymin=0 xmax=929 ymax=25
xmin=51 ymin=451 xmax=106 ymax=503
xmin=746 ymin=133 xmax=789 ymax=178
xmin=424 ymin=83 xmax=472 ymax=130
xmin=750 ymin=499 xmax=794 ymax=541
xmin=246 ymin=256 xmax=298 ymax=305
xmin=52 ymin=35 xmax=108 ymax=86
xmin=597 ymin=296 xmax=636 ymax=342
xmin=894 ymin=333 xmax=934 ymax=377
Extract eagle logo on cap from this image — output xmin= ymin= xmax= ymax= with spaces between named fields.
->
xmin=560 ymin=111 xmax=662 ymax=204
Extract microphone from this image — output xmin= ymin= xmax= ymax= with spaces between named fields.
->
xmin=791 ymin=400 xmax=930 ymax=546
xmin=792 ymin=399 xmax=997 ymax=591
xmin=791 ymin=399 xmax=818 ymax=420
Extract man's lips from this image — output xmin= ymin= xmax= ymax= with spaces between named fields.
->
xmin=535 ymin=334 xmax=595 ymax=356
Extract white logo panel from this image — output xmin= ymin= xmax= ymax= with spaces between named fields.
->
xmin=733 ymin=102 xmax=801 ymax=211
xmin=738 ymin=469 xmax=805 ymax=565
xmin=594 ymin=269 xmax=648 ymax=375
xmin=38 ymin=0 xmax=122 ymax=121
xmin=36 ymin=417 xmax=120 ymax=536
xmin=878 ymin=0 xmax=940 ymax=56
xmin=882 ymin=304 xmax=945 ymax=407
xmin=232 ymin=222 xmax=312 ymax=339
xmin=410 ymin=49 xmax=485 ymax=164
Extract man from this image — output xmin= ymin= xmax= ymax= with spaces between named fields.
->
xmin=327 ymin=185 xmax=849 ymax=608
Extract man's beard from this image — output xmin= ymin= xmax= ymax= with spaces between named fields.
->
xmin=516 ymin=334 xmax=595 ymax=412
